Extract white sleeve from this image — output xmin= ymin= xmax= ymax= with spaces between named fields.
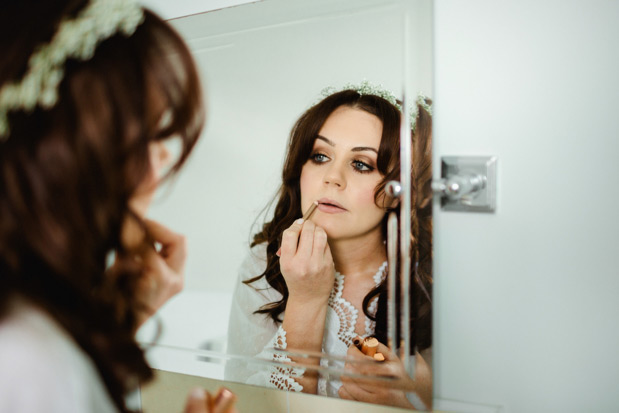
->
xmin=224 ymin=245 xmax=303 ymax=392
xmin=0 ymin=301 xmax=118 ymax=413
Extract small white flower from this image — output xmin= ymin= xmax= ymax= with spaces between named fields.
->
xmin=0 ymin=0 xmax=145 ymax=139
xmin=18 ymin=75 xmax=41 ymax=110
xmin=0 ymin=84 xmax=19 ymax=108
xmin=40 ymin=87 xmax=59 ymax=108
xmin=317 ymin=80 xmax=432 ymax=130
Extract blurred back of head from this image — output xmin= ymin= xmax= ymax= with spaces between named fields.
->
xmin=0 ymin=1 xmax=204 ymax=410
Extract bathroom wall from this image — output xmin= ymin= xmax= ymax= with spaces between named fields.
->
xmin=433 ymin=0 xmax=619 ymax=411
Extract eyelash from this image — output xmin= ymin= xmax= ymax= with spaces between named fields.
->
xmin=309 ymin=152 xmax=375 ymax=174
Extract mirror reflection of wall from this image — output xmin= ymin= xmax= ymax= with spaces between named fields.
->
xmin=137 ymin=0 xmax=432 ymax=409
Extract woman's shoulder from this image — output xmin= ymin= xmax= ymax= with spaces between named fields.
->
xmin=236 ymin=242 xmax=283 ymax=301
xmin=0 ymin=298 xmax=81 ymax=370
xmin=0 ymin=297 xmax=117 ymax=411
xmin=238 ymin=242 xmax=269 ymax=282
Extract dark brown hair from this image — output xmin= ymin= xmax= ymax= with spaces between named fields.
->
xmin=0 ymin=1 xmax=204 ymax=411
xmin=246 ymin=90 xmax=432 ymax=352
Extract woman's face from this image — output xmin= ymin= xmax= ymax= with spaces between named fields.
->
xmin=129 ymin=140 xmax=171 ymax=217
xmin=300 ymin=106 xmax=386 ymax=242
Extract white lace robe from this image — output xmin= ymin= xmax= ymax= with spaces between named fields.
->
xmin=225 ymin=243 xmax=387 ymax=396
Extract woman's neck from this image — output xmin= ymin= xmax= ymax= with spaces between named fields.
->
xmin=329 ymin=229 xmax=386 ymax=279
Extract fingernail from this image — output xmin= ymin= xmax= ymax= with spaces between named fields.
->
xmin=353 ymin=337 xmax=363 ymax=349
xmin=294 ymin=218 xmax=304 ymax=224
xmin=216 ymin=388 xmax=237 ymax=409
xmin=189 ymin=387 xmax=206 ymax=400
xmin=216 ymin=387 xmax=236 ymax=402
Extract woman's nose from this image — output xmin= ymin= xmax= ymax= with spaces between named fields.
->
xmin=323 ymin=162 xmax=346 ymax=189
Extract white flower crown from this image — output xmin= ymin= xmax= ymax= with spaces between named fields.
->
xmin=0 ymin=0 xmax=145 ymax=140
xmin=319 ymin=80 xmax=432 ymax=130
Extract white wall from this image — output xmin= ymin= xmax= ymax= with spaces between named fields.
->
xmin=433 ymin=1 xmax=619 ymax=411
xmin=140 ymin=0 xmax=259 ymax=20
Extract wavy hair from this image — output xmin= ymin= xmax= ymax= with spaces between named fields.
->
xmin=0 ymin=1 xmax=204 ymax=411
xmin=246 ymin=90 xmax=432 ymax=352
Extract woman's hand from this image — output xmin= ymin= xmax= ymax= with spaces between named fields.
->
xmin=135 ymin=219 xmax=187 ymax=326
xmin=184 ymin=387 xmax=237 ymax=413
xmin=276 ymin=218 xmax=335 ymax=394
xmin=338 ymin=338 xmax=432 ymax=410
xmin=278 ymin=218 xmax=334 ymax=305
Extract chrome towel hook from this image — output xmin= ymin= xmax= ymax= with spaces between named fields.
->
xmin=432 ymin=156 xmax=497 ymax=212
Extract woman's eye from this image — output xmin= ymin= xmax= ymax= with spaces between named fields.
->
xmin=310 ymin=153 xmax=329 ymax=163
xmin=352 ymin=160 xmax=374 ymax=173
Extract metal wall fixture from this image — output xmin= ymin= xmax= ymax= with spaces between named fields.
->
xmin=432 ymin=156 xmax=498 ymax=212
xmin=383 ymin=156 xmax=497 ymax=383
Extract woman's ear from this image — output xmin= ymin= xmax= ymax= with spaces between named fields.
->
xmin=377 ymin=190 xmax=400 ymax=210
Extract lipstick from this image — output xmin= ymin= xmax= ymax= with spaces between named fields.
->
xmin=303 ymin=201 xmax=319 ymax=220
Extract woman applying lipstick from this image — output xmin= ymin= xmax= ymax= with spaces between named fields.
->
xmin=226 ymin=83 xmax=433 ymax=410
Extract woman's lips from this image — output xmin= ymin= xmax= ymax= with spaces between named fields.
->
xmin=317 ymin=199 xmax=347 ymax=214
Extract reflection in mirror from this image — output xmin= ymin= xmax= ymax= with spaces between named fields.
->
xmin=137 ymin=0 xmax=433 ymax=410
xmin=224 ymin=86 xmax=433 ymax=410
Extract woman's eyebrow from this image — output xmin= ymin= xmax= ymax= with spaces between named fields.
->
xmin=316 ymin=135 xmax=378 ymax=154
xmin=316 ymin=135 xmax=335 ymax=146
xmin=351 ymin=146 xmax=378 ymax=154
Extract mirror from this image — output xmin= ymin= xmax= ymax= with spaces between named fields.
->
xmin=137 ymin=0 xmax=433 ymax=409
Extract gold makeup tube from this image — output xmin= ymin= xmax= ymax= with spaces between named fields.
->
xmin=303 ymin=201 xmax=319 ymax=220
xmin=361 ymin=337 xmax=379 ymax=357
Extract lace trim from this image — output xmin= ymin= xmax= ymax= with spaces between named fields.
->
xmin=373 ymin=261 xmax=388 ymax=285
xmin=330 ymin=261 xmax=388 ymax=345
xmin=329 ymin=272 xmax=359 ymax=348
xmin=365 ymin=261 xmax=388 ymax=335
xmin=267 ymin=261 xmax=388 ymax=393
xmin=268 ymin=326 xmax=304 ymax=392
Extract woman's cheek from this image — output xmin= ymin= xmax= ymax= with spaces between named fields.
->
xmin=129 ymin=169 xmax=158 ymax=217
xmin=299 ymin=166 xmax=316 ymax=199
xmin=355 ymin=177 xmax=381 ymax=206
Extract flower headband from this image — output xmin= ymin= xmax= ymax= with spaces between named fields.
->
xmin=0 ymin=0 xmax=145 ymax=140
xmin=319 ymin=80 xmax=432 ymax=130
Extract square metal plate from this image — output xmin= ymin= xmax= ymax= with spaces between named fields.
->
xmin=440 ymin=156 xmax=497 ymax=212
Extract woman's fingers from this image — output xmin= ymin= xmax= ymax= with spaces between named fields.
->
xmin=212 ymin=388 xmax=238 ymax=413
xmin=344 ymin=339 xmax=398 ymax=378
xmin=374 ymin=341 xmax=399 ymax=362
xmin=144 ymin=219 xmax=187 ymax=273
xmin=346 ymin=341 xmax=366 ymax=359
xmin=184 ymin=388 xmax=208 ymax=413
xmin=278 ymin=218 xmax=334 ymax=302
xmin=280 ymin=218 xmax=304 ymax=258
xmin=279 ymin=219 xmax=331 ymax=262
xmin=133 ymin=220 xmax=186 ymax=325
xmin=312 ymin=226 xmax=328 ymax=259
xmin=338 ymin=384 xmax=356 ymax=400
xmin=183 ymin=388 xmax=237 ymax=413
xmin=141 ymin=245 xmax=183 ymax=297
xmin=339 ymin=381 xmax=373 ymax=402
xmin=296 ymin=219 xmax=315 ymax=262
